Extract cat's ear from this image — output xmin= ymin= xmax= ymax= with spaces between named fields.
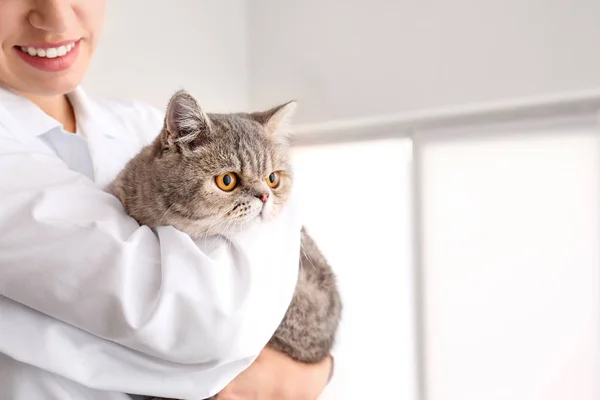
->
xmin=251 ymin=101 xmax=297 ymax=138
xmin=162 ymin=90 xmax=212 ymax=148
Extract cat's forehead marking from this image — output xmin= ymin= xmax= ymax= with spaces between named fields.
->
xmin=210 ymin=114 xmax=275 ymax=175
xmin=235 ymin=135 xmax=269 ymax=176
xmin=200 ymin=113 xmax=288 ymax=180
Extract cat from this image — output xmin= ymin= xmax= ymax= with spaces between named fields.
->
xmin=107 ymin=90 xmax=342 ymax=400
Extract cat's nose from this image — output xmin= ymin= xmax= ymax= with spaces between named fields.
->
xmin=256 ymin=192 xmax=270 ymax=203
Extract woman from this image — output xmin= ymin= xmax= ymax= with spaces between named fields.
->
xmin=0 ymin=1 xmax=332 ymax=399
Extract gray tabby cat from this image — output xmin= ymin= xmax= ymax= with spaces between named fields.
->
xmin=107 ymin=90 xmax=342 ymax=400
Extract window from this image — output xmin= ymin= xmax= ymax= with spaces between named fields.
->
xmin=419 ymin=116 xmax=600 ymax=400
xmin=292 ymin=140 xmax=417 ymax=400
xmin=292 ymin=111 xmax=599 ymax=400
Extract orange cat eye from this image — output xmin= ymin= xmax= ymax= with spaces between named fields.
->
xmin=266 ymin=172 xmax=281 ymax=188
xmin=216 ymin=172 xmax=238 ymax=192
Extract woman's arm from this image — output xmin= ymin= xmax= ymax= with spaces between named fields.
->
xmin=0 ymin=128 xmax=301 ymax=397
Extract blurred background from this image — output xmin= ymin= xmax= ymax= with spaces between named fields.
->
xmin=84 ymin=1 xmax=600 ymax=399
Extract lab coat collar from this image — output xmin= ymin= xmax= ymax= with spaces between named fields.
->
xmin=0 ymin=85 xmax=141 ymax=188
xmin=0 ymin=85 xmax=60 ymax=137
xmin=0 ymin=85 xmax=122 ymax=140
xmin=68 ymin=87 xmax=124 ymax=140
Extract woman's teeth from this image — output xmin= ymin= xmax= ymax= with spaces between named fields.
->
xmin=20 ymin=43 xmax=76 ymax=59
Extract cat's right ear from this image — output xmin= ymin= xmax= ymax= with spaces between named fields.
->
xmin=162 ymin=90 xmax=212 ymax=148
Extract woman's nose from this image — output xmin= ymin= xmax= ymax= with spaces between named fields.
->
xmin=29 ymin=0 xmax=74 ymax=35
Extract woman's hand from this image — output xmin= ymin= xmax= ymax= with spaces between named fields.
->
xmin=217 ymin=347 xmax=332 ymax=400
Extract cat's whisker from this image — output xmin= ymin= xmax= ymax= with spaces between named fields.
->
xmin=204 ymin=221 xmax=226 ymax=245
xmin=207 ymin=213 xmax=236 ymax=247
xmin=300 ymin=243 xmax=317 ymax=271
xmin=211 ymin=226 xmax=227 ymax=246
xmin=208 ymin=218 xmax=236 ymax=249
xmin=203 ymin=217 xmax=224 ymax=237
xmin=200 ymin=208 xmax=234 ymax=239
xmin=158 ymin=204 xmax=175 ymax=226
xmin=201 ymin=219 xmax=220 ymax=240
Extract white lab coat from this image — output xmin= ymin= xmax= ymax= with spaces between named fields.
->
xmin=0 ymin=86 xmax=303 ymax=399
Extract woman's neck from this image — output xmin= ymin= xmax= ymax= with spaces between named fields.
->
xmin=23 ymin=93 xmax=77 ymax=133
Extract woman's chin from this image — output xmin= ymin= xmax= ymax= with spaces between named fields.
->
xmin=5 ymin=64 xmax=87 ymax=97
xmin=8 ymin=79 xmax=80 ymax=97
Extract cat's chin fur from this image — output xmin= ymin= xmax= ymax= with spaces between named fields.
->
xmin=180 ymin=214 xmax=259 ymax=240
xmin=167 ymin=199 xmax=280 ymax=240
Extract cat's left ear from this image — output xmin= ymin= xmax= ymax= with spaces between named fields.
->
xmin=162 ymin=90 xmax=212 ymax=148
xmin=250 ymin=100 xmax=297 ymax=138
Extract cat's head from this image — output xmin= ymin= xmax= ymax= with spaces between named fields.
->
xmin=149 ymin=89 xmax=296 ymax=238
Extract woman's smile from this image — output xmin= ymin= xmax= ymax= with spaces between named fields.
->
xmin=15 ymin=39 xmax=81 ymax=72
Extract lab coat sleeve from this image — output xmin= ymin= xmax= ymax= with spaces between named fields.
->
xmin=0 ymin=128 xmax=302 ymax=397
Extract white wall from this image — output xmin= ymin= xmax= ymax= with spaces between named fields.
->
xmin=248 ymin=0 xmax=600 ymax=124
xmin=84 ymin=0 xmax=248 ymax=112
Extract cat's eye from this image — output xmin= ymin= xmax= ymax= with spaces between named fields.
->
xmin=215 ymin=172 xmax=238 ymax=192
xmin=266 ymin=172 xmax=281 ymax=188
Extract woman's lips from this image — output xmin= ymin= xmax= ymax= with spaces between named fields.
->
xmin=15 ymin=40 xmax=80 ymax=73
